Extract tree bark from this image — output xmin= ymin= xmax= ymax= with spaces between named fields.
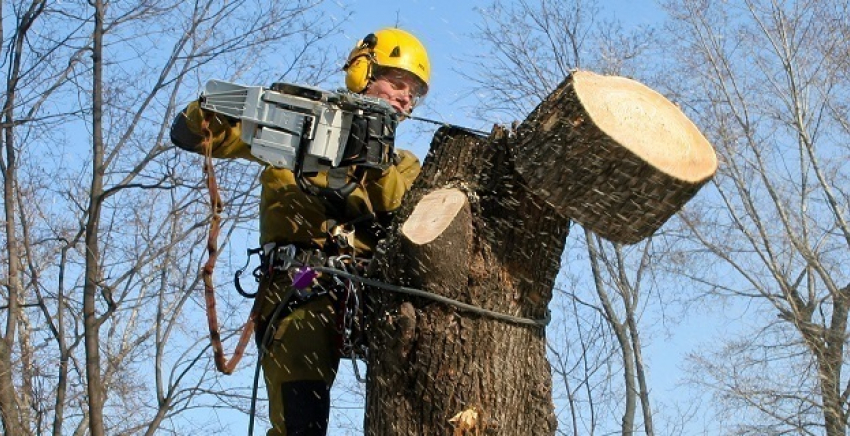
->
xmin=366 ymin=126 xmax=569 ymax=435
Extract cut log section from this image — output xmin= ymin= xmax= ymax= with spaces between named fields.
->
xmin=514 ymin=70 xmax=718 ymax=244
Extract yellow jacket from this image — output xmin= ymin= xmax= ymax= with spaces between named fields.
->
xmin=171 ymin=101 xmax=421 ymax=255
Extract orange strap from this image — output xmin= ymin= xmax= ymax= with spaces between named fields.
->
xmin=200 ymin=115 xmax=257 ymax=374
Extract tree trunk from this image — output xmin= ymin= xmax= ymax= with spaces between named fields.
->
xmin=84 ymin=1 xmax=106 ymax=434
xmin=365 ymin=70 xmax=716 ymax=434
xmin=0 ymin=340 xmax=23 ymax=436
xmin=1 ymin=128 xmax=24 ymax=436
xmin=366 ymin=126 xmax=569 ymax=435
xmin=817 ymin=285 xmax=849 ymax=436
xmin=0 ymin=1 xmax=30 ymax=431
xmin=585 ymin=231 xmax=638 ymax=435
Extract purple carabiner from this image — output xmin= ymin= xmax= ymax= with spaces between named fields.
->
xmin=292 ymin=266 xmax=319 ymax=289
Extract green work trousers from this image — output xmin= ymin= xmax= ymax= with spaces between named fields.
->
xmin=259 ymin=276 xmax=341 ymax=436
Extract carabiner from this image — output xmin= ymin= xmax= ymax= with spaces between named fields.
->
xmin=234 ymin=247 xmax=263 ymax=298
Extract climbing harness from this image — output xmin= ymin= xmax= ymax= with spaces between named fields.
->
xmin=236 ymin=243 xmax=373 ymax=359
xmin=244 ymin=243 xmax=370 ymax=436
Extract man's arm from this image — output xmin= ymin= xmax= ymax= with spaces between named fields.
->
xmin=364 ymin=149 xmax=422 ymax=213
xmin=170 ymin=101 xmax=255 ymax=160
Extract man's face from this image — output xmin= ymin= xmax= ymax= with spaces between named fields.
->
xmin=364 ymin=68 xmax=426 ymax=115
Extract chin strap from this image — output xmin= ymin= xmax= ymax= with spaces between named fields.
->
xmin=200 ymin=113 xmax=258 ymax=374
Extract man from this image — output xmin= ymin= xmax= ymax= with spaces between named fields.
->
xmin=170 ymin=28 xmax=430 ymax=435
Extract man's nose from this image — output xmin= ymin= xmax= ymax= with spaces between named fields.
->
xmin=396 ymin=90 xmax=411 ymax=109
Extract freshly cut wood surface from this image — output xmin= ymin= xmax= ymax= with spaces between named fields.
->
xmin=401 ymin=188 xmax=468 ymax=245
xmin=573 ymin=71 xmax=716 ymax=183
xmin=514 ymin=70 xmax=718 ymax=244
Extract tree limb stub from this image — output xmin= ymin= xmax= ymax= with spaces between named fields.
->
xmin=402 ymin=188 xmax=469 ymax=245
xmin=515 ymin=70 xmax=718 ymax=244
xmin=399 ymin=188 xmax=472 ymax=299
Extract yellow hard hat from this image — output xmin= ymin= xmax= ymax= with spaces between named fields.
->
xmin=343 ymin=28 xmax=430 ymax=96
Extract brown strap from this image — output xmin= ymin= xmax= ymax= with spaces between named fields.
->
xmin=200 ymin=114 xmax=256 ymax=374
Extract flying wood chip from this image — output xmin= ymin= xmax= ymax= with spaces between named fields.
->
xmin=449 ymin=406 xmax=481 ymax=436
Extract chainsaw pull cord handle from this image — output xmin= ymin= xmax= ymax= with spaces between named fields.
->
xmin=200 ymin=112 xmax=259 ymax=375
xmin=295 ymin=172 xmax=359 ymax=200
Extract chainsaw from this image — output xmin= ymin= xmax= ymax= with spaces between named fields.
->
xmin=199 ymin=79 xmax=399 ymax=195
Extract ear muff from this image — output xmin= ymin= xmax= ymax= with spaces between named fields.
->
xmin=344 ymin=55 xmax=372 ymax=93
xmin=344 ymin=34 xmax=378 ymax=93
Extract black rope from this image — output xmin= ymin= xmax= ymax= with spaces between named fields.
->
xmin=248 ymin=286 xmax=297 ymax=436
xmin=313 ymin=266 xmax=550 ymax=328
xmin=406 ymin=115 xmax=491 ymax=137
